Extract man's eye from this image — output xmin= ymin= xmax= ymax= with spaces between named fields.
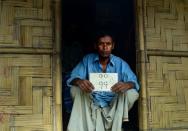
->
xmin=106 ymin=42 xmax=112 ymax=45
xmin=98 ymin=42 xmax=104 ymax=45
xmin=98 ymin=42 xmax=112 ymax=45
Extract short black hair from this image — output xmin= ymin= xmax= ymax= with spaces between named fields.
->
xmin=95 ymin=30 xmax=115 ymax=43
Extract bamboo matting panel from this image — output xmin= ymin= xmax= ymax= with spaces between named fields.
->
xmin=0 ymin=0 xmax=52 ymax=48
xmin=0 ymin=54 xmax=53 ymax=131
xmin=145 ymin=0 xmax=188 ymax=51
xmin=147 ymin=56 xmax=188 ymax=130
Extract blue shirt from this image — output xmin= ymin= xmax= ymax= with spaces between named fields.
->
xmin=67 ymin=53 xmax=140 ymax=107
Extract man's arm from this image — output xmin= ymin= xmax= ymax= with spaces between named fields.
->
xmin=111 ymin=81 xmax=135 ymax=93
xmin=70 ymin=78 xmax=94 ymax=93
xmin=111 ymin=60 xmax=140 ymax=93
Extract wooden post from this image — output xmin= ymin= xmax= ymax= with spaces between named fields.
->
xmin=135 ymin=0 xmax=149 ymax=130
xmin=53 ymin=0 xmax=62 ymax=131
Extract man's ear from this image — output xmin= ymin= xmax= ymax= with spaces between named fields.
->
xmin=94 ymin=43 xmax=97 ymax=49
xmin=112 ymin=42 xmax=115 ymax=49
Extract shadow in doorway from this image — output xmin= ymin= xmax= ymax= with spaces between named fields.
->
xmin=61 ymin=0 xmax=139 ymax=130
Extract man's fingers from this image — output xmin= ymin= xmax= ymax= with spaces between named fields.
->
xmin=84 ymin=81 xmax=94 ymax=90
xmin=82 ymin=81 xmax=92 ymax=90
xmin=80 ymin=84 xmax=90 ymax=93
xmin=111 ymin=82 xmax=125 ymax=92
xmin=111 ymin=84 xmax=120 ymax=92
xmin=80 ymin=80 xmax=93 ymax=93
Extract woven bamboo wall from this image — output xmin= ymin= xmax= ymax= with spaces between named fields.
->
xmin=137 ymin=0 xmax=188 ymax=130
xmin=0 ymin=0 xmax=61 ymax=131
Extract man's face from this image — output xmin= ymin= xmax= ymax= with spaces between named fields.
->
xmin=96 ymin=35 xmax=114 ymax=58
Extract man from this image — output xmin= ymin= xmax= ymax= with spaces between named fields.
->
xmin=66 ymin=32 xmax=140 ymax=131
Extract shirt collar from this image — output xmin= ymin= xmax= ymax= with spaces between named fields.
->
xmin=93 ymin=54 xmax=115 ymax=66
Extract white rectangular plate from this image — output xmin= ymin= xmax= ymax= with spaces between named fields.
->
xmin=89 ymin=73 xmax=118 ymax=91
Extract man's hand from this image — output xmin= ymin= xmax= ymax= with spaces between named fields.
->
xmin=111 ymin=82 xmax=134 ymax=93
xmin=71 ymin=78 xmax=94 ymax=93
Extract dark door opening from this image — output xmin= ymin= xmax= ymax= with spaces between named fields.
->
xmin=61 ymin=0 xmax=138 ymax=130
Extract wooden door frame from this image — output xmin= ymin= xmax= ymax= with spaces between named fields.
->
xmin=135 ymin=0 xmax=149 ymax=130
xmin=53 ymin=0 xmax=63 ymax=131
xmin=53 ymin=0 xmax=149 ymax=130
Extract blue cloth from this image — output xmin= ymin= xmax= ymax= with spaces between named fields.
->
xmin=63 ymin=73 xmax=73 ymax=113
xmin=67 ymin=53 xmax=140 ymax=107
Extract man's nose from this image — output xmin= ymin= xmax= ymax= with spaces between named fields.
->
xmin=103 ymin=43 xmax=108 ymax=48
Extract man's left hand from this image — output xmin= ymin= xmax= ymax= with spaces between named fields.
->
xmin=111 ymin=82 xmax=134 ymax=93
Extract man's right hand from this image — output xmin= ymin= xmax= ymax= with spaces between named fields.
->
xmin=71 ymin=78 xmax=94 ymax=93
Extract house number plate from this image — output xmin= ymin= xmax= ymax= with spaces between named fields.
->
xmin=89 ymin=73 xmax=118 ymax=91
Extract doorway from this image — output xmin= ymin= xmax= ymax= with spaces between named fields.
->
xmin=61 ymin=0 xmax=138 ymax=130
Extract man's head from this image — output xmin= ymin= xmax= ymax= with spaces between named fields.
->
xmin=95 ymin=33 xmax=115 ymax=58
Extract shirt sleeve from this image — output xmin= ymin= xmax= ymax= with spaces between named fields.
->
xmin=121 ymin=61 xmax=140 ymax=91
xmin=66 ymin=58 xmax=87 ymax=87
